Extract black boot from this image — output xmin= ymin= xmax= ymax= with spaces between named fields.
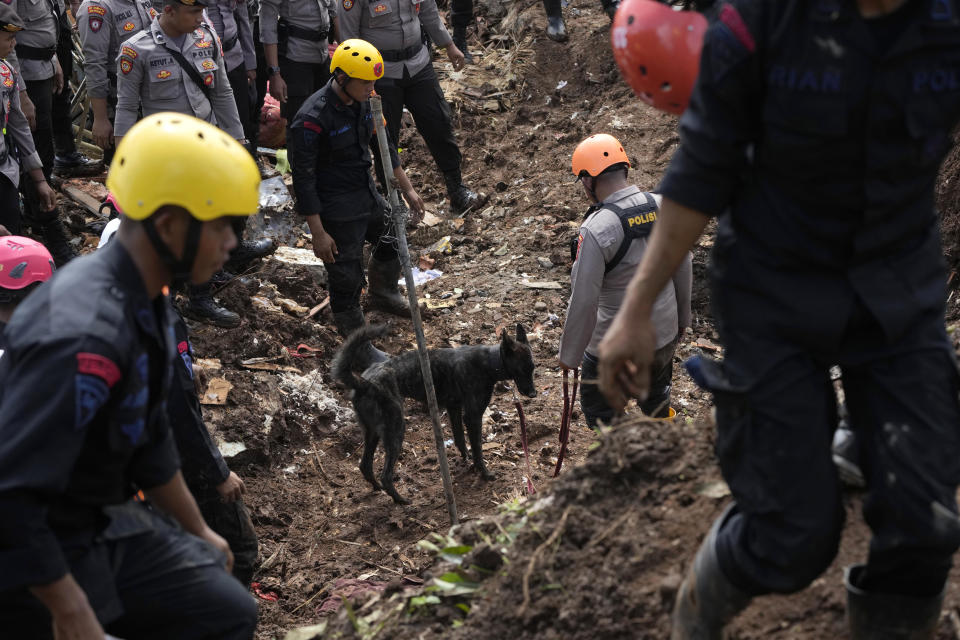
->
xmin=366 ymin=257 xmax=410 ymax=317
xmin=671 ymin=505 xmax=752 ymax=639
xmin=34 ymin=209 xmax=76 ymax=267
xmin=845 ymin=565 xmax=944 ymax=639
xmin=453 ymin=26 xmax=473 ymax=63
xmin=54 ymin=151 xmax=103 ymax=177
xmin=182 ymin=283 xmax=241 ymax=328
xmin=226 ymin=237 xmax=276 ymax=272
xmin=546 ymin=14 xmax=567 ymax=41
xmin=333 ymin=307 xmax=388 ymax=369
xmin=601 ymin=0 xmax=619 ymax=19
xmin=444 ymin=172 xmax=486 ymax=214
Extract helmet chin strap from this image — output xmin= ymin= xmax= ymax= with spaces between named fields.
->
xmin=141 ymin=216 xmax=203 ymax=289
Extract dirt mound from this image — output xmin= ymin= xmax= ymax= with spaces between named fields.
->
xmin=937 ymin=130 xmax=960 ymax=271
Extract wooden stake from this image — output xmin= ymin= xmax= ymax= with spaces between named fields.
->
xmin=370 ymin=96 xmax=458 ymax=526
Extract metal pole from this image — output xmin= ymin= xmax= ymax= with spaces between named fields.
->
xmin=370 ymin=95 xmax=458 ymax=525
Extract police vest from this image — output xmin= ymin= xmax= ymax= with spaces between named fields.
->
xmin=569 ymin=192 xmax=658 ymax=273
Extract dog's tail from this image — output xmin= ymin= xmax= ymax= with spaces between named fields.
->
xmin=332 ymin=324 xmax=390 ymax=390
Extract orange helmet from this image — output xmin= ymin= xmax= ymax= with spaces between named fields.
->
xmin=571 ymin=133 xmax=630 ymax=178
xmin=610 ymin=0 xmax=708 ymax=115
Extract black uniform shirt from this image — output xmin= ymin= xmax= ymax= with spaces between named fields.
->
xmin=659 ymin=0 xmax=960 ymax=342
xmin=167 ymin=314 xmax=230 ymax=494
xmin=288 ymin=78 xmax=401 ymax=222
xmin=0 ymin=241 xmax=181 ymax=591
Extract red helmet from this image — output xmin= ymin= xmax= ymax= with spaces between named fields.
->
xmin=611 ymin=0 xmax=708 ymax=115
xmin=0 ymin=235 xmax=55 ymax=301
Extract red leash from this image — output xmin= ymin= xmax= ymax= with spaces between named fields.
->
xmin=553 ymin=368 xmax=579 ymax=477
xmin=514 ymin=397 xmax=536 ymax=494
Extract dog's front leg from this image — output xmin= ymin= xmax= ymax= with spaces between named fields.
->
xmin=447 ymin=404 xmax=470 ymax=462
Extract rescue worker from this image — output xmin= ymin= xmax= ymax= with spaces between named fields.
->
xmin=559 ymin=133 xmax=690 ymax=427
xmin=76 ymin=0 xmax=157 ymax=162
xmin=116 ymin=0 xmax=251 ymax=328
xmin=542 ymin=0 xmax=619 ymax=42
xmin=449 ymin=0 xmax=473 ymax=63
xmin=52 ymin=0 xmax=98 ymax=175
xmin=0 ymin=5 xmax=57 ymax=236
xmin=598 ymin=0 xmax=960 ymax=637
xmin=205 ymin=0 xmax=257 ymax=152
xmin=0 ymin=113 xmax=259 ymax=638
xmin=6 ymin=0 xmax=75 ymax=265
xmin=288 ymin=39 xmax=425 ymax=364
xmin=260 ymin=0 xmax=336 ymax=131
xmin=98 ymin=217 xmax=259 ymax=587
xmin=338 ymin=0 xmax=484 ymax=214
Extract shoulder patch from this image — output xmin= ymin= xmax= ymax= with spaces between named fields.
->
xmin=303 ymin=120 xmax=324 ymax=134
xmin=87 ymin=4 xmax=106 ymax=15
xmin=121 ymin=45 xmax=138 ymax=59
xmin=123 ymin=21 xmax=136 ymax=31
xmin=148 ymin=6 xmax=157 ymax=18
xmin=89 ymin=15 xmax=103 ymax=31
xmin=76 ymin=352 xmax=122 ymax=388
xmin=120 ymin=58 xmax=133 ymax=74
xmin=2 ymin=77 xmax=12 ymax=88
xmin=718 ymin=4 xmax=756 ymax=53
xmin=75 ymin=374 xmax=110 ymax=431
xmin=343 ymin=0 xmax=353 ymax=8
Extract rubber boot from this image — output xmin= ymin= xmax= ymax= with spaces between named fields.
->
xmin=182 ymin=283 xmax=241 ymax=328
xmin=333 ymin=307 xmax=388 ymax=369
xmin=543 ymin=0 xmax=567 ymax=41
xmin=444 ymin=171 xmax=485 ymax=214
xmin=227 ymin=237 xmax=276 ymax=272
xmin=366 ymin=257 xmax=410 ymax=317
xmin=34 ymin=210 xmax=76 ymax=267
xmin=671 ymin=505 xmax=752 ymax=639
xmin=453 ymin=25 xmax=473 ymax=63
xmin=845 ymin=565 xmax=944 ymax=640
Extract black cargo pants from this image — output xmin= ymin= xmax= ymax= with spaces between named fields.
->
xmin=323 ymin=209 xmax=399 ymax=313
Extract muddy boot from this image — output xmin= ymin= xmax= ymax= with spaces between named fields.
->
xmin=54 ymin=151 xmax=103 ymax=178
xmin=444 ymin=172 xmax=486 ymax=214
xmin=333 ymin=307 xmax=388 ymax=368
xmin=226 ymin=237 xmax=276 ymax=272
xmin=453 ymin=25 xmax=473 ymax=63
xmin=182 ymin=283 xmax=241 ymax=328
xmin=671 ymin=505 xmax=752 ymax=640
xmin=845 ymin=565 xmax=944 ymax=640
xmin=34 ymin=209 xmax=76 ymax=267
xmin=367 ymin=257 xmax=410 ymax=317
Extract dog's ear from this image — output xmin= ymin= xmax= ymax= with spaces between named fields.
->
xmin=500 ymin=327 xmax=513 ymax=346
xmin=516 ymin=323 xmax=528 ymax=344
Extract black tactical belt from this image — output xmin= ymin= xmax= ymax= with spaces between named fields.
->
xmin=380 ymin=44 xmax=423 ymax=62
xmin=15 ymin=45 xmax=56 ymax=61
xmin=286 ymin=23 xmax=328 ymax=41
xmin=222 ymin=32 xmax=240 ymax=51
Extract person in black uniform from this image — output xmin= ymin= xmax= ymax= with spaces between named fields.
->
xmin=449 ymin=0 xmax=473 ymax=63
xmin=0 ymin=113 xmax=260 ymax=639
xmin=542 ymin=0 xmax=619 ymax=42
xmin=599 ymin=0 xmax=960 ymax=637
xmin=289 ymin=39 xmax=424 ymax=365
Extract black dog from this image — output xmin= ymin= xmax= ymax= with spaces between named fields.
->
xmin=332 ymin=324 xmax=537 ymax=504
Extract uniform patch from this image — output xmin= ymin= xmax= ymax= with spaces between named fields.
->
xmin=195 ymin=39 xmax=212 ymax=48
xmin=576 ymin=234 xmax=583 ymax=259
xmin=373 ymin=62 xmax=383 ymax=77
xmin=0 ymin=65 xmax=9 ymax=76
xmin=303 ymin=120 xmax=323 ymax=134
xmin=120 ymin=386 xmax=148 ymax=409
xmin=121 ymin=419 xmax=145 ymax=445
xmin=718 ymin=4 xmax=755 ymax=53
xmin=89 ymin=16 xmax=102 ymax=32
xmin=87 ymin=4 xmax=106 ymax=15
xmin=149 ymin=7 xmax=158 ymax=18
xmin=178 ymin=341 xmax=194 ymax=378
xmin=201 ymin=59 xmax=215 ymax=70
xmin=75 ymin=374 xmax=110 ymax=431
xmin=123 ymin=21 xmax=135 ymax=31
xmin=342 ymin=0 xmax=352 ymax=8
xmin=120 ymin=58 xmax=133 ymax=74
xmin=121 ymin=45 xmax=138 ymax=59
xmin=2 ymin=77 xmax=12 ymax=88
xmin=203 ymin=72 xmax=213 ymax=86
xmin=76 ymin=352 xmax=122 ymax=387
xmin=156 ymin=69 xmax=171 ymax=79
xmin=373 ymin=2 xmax=388 ymax=12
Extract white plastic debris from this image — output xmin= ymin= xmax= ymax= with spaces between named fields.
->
xmin=259 ymin=175 xmax=292 ymax=208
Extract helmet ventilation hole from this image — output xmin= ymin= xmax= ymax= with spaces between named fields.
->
xmin=197 ymin=131 xmax=204 ymax=139
xmin=661 ymin=82 xmax=672 ymax=92
xmin=119 ymin=157 xmax=125 ymax=166
xmin=603 ymin=151 xmax=609 ymax=156
xmin=364 ymin=56 xmax=370 ymax=61
xmin=351 ymin=51 xmax=359 ymax=56
xmin=638 ymin=65 xmax=647 ymax=76
xmin=627 ymin=14 xmax=634 ymax=24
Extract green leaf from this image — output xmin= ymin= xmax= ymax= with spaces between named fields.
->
xmin=455 ymin=603 xmax=471 ymax=614
xmin=441 ymin=544 xmax=473 ymax=556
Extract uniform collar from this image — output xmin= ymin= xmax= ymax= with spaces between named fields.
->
xmin=601 ymin=184 xmax=641 ymax=205
xmin=100 ymin=240 xmax=152 ymax=303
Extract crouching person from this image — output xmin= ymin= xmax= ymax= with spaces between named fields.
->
xmin=0 ymin=114 xmax=259 ymax=639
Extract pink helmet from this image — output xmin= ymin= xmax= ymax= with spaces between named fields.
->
xmin=0 ymin=235 xmax=55 ymax=301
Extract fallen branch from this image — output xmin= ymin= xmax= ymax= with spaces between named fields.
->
xmin=519 ymin=506 xmax=571 ymax=616
xmin=588 ymin=510 xmax=631 ymax=548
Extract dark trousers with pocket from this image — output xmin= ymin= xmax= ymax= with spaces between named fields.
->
xmin=25 ymin=77 xmax=54 ymax=182
xmin=374 ymin=62 xmax=461 ymax=185
xmin=579 ymin=335 xmax=678 ymax=429
xmin=193 ymin=484 xmax=259 ymax=587
xmin=52 ymin=13 xmax=77 ymax=155
xmin=323 ymin=209 xmax=398 ymax=314
xmin=0 ymin=503 xmax=258 ymax=639
xmin=704 ymin=287 xmax=960 ymax=599
xmin=227 ymin=64 xmax=257 ymax=152
xmin=279 ymin=56 xmax=330 ymax=125
xmin=450 ymin=0 xmax=474 ymax=28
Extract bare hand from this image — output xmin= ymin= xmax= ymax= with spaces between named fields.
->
xmin=446 ymin=44 xmax=465 ymax=71
xmin=246 ymin=69 xmax=256 ymax=84
xmin=20 ymin=92 xmax=36 ymax=130
xmin=51 ymin=601 xmax=105 ymax=640
xmin=54 ymin=59 xmax=64 ymax=94
xmin=0 ymin=224 xmax=9 ymax=236
xmin=312 ymin=230 xmax=338 ymax=263
xmin=36 ymin=181 xmax=57 ymax=212
xmin=269 ymin=74 xmax=287 ymax=103
xmin=92 ymin=116 xmax=113 ymax=150
xmin=215 ymin=471 xmax=245 ymax=503
xmin=403 ymin=189 xmax=425 ymax=222
xmin=200 ymin=527 xmax=234 ymax=574
xmin=596 ymin=308 xmax=656 ymax=411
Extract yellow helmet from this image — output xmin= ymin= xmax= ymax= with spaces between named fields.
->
xmin=330 ymin=39 xmax=384 ymax=81
xmin=107 ymin=113 xmax=260 ymax=221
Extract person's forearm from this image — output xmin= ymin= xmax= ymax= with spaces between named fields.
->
xmin=143 ymin=471 xmax=208 ymax=537
xmin=393 ymin=166 xmax=413 ymax=193
xmin=29 ymin=574 xmax=89 ymax=617
xmin=92 ymin=97 xmax=109 ymax=121
xmin=264 ymin=43 xmax=279 ymax=69
xmin=622 ymin=198 xmax=709 ymax=318
xmin=27 ymin=167 xmax=46 ymax=184
xmin=305 ymin=213 xmax=326 ymax=235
